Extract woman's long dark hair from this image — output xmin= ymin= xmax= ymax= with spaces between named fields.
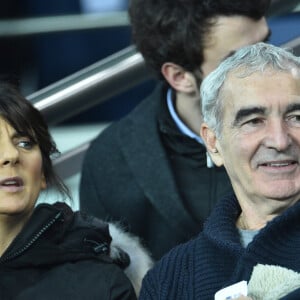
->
xmin=0 ymin=82 xmax=70 ymax=199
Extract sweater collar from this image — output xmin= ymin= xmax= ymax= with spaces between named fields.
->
xmin=204 ymin=194 xmax=300 ymax=255
xmin=203 ymin=193 xmax=243 ymax=254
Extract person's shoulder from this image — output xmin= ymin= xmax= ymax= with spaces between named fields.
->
xmin=146 ymin=237 xmax=199 ymax=280
xmin=87 ymin=84 xmax=164 ymax=151
xmin=140 ymin=237 xmax=199 ymax=298
xmin=83 ymin=120 xmax=122 ymax=160
xmin=161 ymin=236 xmax=198 ymax=263
xmin=64 ymin=259 xmax=137 ymax=300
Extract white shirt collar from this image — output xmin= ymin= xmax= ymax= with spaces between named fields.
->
xmin=166 ymin=88 xmax=214 ymax=168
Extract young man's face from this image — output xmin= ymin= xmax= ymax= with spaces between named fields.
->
xmin=201 ymin=16 xmax=270 ymax=78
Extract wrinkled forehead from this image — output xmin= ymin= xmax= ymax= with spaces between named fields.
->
xmin=223 ymin=66 xmax=300 ymax=93
xmin=221 ymin=69 xmax=300 ymax=115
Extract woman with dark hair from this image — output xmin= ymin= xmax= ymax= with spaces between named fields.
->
xmin=0 ymin=83 xmax=151 ymax=299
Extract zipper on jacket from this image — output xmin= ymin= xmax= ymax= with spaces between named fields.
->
xmin=0 ymin=211 xmax=62 ymax=263
xmin=83 ymin=238 xmax=109 ymax=254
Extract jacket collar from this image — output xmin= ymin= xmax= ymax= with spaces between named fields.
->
xmin=117 ymin=84 xmax=199 ymax=238
xmin=1 ymin=203 xmax=112 ymax=267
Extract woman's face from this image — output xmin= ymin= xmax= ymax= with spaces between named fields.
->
xmin=0 ymin=117 xmax=46 ymax=219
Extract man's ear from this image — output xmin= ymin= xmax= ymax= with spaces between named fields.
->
xmin=161 ymin=62 xmax=196 ymax=93
xmin=200 ymin=123 xmax=224 ymax=167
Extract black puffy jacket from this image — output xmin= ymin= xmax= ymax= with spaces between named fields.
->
xmin=0 ymin=202 xmax=136 ymax=300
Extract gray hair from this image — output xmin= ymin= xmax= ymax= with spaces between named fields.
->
xmin=200 ymin=42 xmax=300 ymax=138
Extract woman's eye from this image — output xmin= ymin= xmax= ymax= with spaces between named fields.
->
xmin=17 ymin=140 xmax=34 ymax=150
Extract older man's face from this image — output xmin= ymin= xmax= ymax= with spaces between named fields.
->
xmin=215 ymin=71 xmax=300 ymax=204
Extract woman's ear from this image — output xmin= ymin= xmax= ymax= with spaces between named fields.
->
xmin=40 ymin=173 xmax=47 ymax=190
xmin=200 ymin=123 xmax=224 ymax=167
xmin=161 ymin=62 xmax=196 ymax=93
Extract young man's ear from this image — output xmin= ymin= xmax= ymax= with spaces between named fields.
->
xmin=200 ymin=123 xmax=224 ymax=167
xmin=161 ymin=62 xmax=196 ymax=93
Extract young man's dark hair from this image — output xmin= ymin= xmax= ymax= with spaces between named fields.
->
xmin=129 ymin=0 xmax=271 ymax=81
xmin=80 ymin=0 xmax=271 ymax=260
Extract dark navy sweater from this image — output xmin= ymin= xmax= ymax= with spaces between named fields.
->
xmin=139 ymin=194 xmax=300 ymax=299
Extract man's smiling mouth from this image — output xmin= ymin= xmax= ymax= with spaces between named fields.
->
xmin=261 ymin=161 xmax=297 ymax=167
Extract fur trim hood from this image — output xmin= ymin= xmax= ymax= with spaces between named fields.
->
xmin=109 ymin=223 xmax=154 ymax=296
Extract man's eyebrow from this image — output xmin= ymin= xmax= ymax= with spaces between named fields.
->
xmin=286 ymin=103 xmax=300 ymax=114
xmin=233 ymin=106 xmax=265 ymax=126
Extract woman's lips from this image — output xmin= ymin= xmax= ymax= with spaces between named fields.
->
xmin=0 ymin=177 xmax=24 ymax=192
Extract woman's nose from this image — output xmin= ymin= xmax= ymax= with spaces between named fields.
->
xmin=0 ymin=142 xmax=19 ymax=167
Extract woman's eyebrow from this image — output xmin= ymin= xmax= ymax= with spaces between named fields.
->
xmin=11 ymin=131 xmax=30 ymax=139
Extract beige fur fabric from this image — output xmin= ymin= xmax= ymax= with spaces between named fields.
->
xmin=248 ymin=264 xmax=300 ymax=300
xmin=109 ymin=223 xmax=154 ymax=296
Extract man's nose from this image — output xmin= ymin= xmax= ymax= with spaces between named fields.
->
xmin=263 ymin=120 xmax=291 ymax=151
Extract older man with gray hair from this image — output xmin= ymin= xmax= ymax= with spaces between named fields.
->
xmin=139 ymin=43 xmax=300 ymax=300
